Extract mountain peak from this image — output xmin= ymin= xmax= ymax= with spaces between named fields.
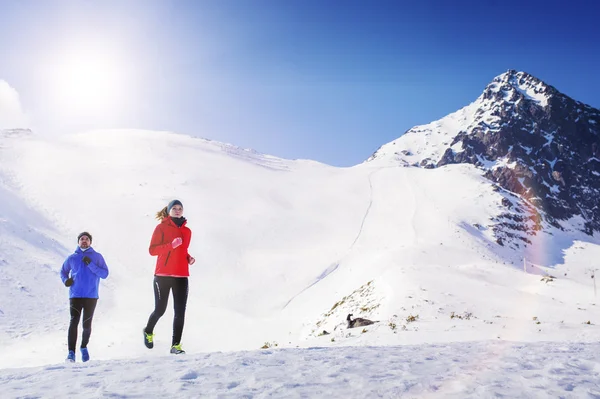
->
xmin=495 ymin=69 xmax=538 ymax=83
xmin=367 ymin=69 xmax=600 ymax=241
xmin=482 ymin=69 xmax=555 ymax=108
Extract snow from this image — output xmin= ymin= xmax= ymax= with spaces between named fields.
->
xmin=489 ymin=156 xmax=517 ymax=171
xmin=501 ymin=71 xmax=550 ymax=108
xmin=1 ymin=129 xmax=600 ymax=398
xmin=541 ymin=179 xmax=561 ymax=194
xmin=520 ymin=145 xmax=533 ymax=155
xmin=514 ymin=83 xmax=549 ymax=108
xmin=543 ymin=132 xmax=555 ymax=147
xmin=367 ymin=101 xmax=480 ymax=166
xmin=476 ymin=154 xmax=496 ymax=169
xmin=1 ymin=342 xmax=600 ymax=398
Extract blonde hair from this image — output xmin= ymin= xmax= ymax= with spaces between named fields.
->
xmin=155 ymin=206 xmax=168 ymax=221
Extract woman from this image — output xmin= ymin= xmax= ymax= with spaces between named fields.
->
xmin=143 ymin=199 xmax=195 ymax=354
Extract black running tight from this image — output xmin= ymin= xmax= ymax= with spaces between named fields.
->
xmin=68 ymin=298 xmax=98 ymax=351
xmin=145 ymin=276 xmax=189 ymax=346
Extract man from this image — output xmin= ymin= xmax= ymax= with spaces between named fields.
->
xmin=60 ymin=231 xmax=109 ymax=362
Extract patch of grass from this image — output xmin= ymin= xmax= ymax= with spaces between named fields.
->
xmin=312 ymin=280 xmax=382 ymax=338
xmin=360 ymin=304 xmax=380 ymax=313
xmin=450 ymin=312 xmax=473 ymax=320
xmin=330 ymin=301 xmax=343 ymax=312
xmin=406 ymin=314 xmax=419 ymax=323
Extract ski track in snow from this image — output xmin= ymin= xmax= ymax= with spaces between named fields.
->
xmin=403 ymin=168 xmax=419 ymax=247
xmin=283 ymin=169 xmax=378 ymax=309
xmin=349 ymin=169 xmax=378 ymax=249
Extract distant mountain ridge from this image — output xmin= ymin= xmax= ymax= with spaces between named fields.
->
xmin=0 ymin=128 xmax=33 ymax=138
xmin=368 ymin=70 xmax=600 ymax=245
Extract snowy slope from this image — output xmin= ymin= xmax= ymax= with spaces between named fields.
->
xmin=366 ymin=101 xmax=480 ymax=168
xmin=0 ymin=128 xmax=598 ymax=397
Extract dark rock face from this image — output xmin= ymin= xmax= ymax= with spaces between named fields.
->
xmin=491 ymin=190 xmax=543 ymax=247
xmin=436 ymin=70 xmax=600 ymax=234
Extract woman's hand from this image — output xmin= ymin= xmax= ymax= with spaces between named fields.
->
xmin=188 ymin=256 xmax=196 ymax=265
xmin=171 ymin=237 xmax=183 ymax=249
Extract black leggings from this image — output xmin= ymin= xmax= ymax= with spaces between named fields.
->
xmin=68 ymin=298 xmax=98 ymax=351
xmin=145 ymin=276 xmax=189 ymax=346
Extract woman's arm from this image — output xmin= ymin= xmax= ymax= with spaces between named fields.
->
xmin=148 ymin=224 xmax=172 ymax=256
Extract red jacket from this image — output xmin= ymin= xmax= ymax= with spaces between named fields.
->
xmin=149 ymin=217 xmax=192 ymax=277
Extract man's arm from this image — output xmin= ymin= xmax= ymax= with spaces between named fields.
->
xmin=88 ymin=254 xmax=109 ymax=279
xmin=60 ymin=257 xmax=71 ymax=284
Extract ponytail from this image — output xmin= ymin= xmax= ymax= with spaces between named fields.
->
xmin=155 ymin=206 xmax=168 ymax=221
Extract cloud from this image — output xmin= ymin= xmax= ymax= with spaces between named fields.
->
xmin=0 ymin=80 xmax=29 ymax=129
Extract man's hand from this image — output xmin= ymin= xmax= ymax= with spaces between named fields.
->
xmin=82 ymin=256 xmax=91 ymax=265
xmin=65 ymin=278 xmax=74 ymax=287
xmin=171 ymin=237 xmax=183 ymax=249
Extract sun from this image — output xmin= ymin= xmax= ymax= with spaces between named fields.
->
xmin=42 ymin=37 xmax=131 ymax=119
xmin=59 ymin=52 xmax=122 ymax=110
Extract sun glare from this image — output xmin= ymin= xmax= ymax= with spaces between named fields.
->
xmin=42 ymin=38 xmax=131 ymax=119
xmin=60 ymin=53 xmax=121 ymax=108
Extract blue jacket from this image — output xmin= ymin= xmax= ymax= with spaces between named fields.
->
xmin=60 ymin=247 xmax=109 ymax=299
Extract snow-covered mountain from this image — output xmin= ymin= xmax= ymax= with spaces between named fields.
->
xmin=368 ymin=70 xmax=600 ymax=249
xmin=0 ymin=73 xmax=599 ymax=396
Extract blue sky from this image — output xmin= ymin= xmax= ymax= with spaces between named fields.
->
xmin=0 ymin=0 xmax=599 ymax=166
